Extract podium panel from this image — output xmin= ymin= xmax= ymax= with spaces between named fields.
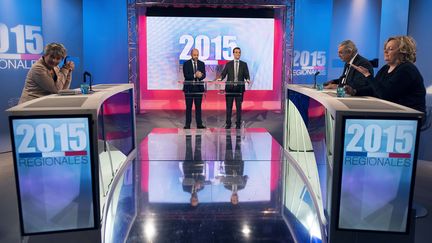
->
xmin=338 ymin=117 xmax=419 ymax=233
xmin=9 ymin=115 xmax=97 ymax=235
xmin=7 ymin=84 xmax=136 ymax=242
xmin=284 ymin=85 xmax=422 ymax=243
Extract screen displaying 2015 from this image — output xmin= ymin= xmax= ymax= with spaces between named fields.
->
xmin=339 ymin=119 xmax=418 ymax=232
xmin=146 ymin=17 xmax=274 ymax=90
xmin=11 ymin=117 xmax=95 ymax=234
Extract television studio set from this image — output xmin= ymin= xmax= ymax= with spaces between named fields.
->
xmin=1 ymin=0 xmax=432 ymax=243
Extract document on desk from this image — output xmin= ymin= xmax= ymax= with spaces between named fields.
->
xmin=58 ymin=89 xmax=81 ymax=95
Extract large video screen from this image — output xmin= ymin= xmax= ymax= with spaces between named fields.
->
xmin=10 ymin=115 xmax=96 ymax=235
xmin=146 ymin=16 xmax=274 ymax=90
xmin=139 ymin=12 xmax=282 ymax=111
xmin=338 ymin=118 xmax=419 ymax=232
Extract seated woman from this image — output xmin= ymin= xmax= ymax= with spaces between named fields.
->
xmin=19 ymin=43 xmax=75 ymax=104
xmin=346 ymin=36 xmax=426 ymax=113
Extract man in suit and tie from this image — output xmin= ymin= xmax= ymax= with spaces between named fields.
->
xmin=183 ymin=48 xmax=206 ymax=129
xmin=324 ymin=40 xmax=373 ymax=90
xmin=218 ymin=47 xmax=250 ymax=129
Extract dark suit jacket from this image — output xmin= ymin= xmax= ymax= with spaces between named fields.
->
xmin=183 ymin=59 xmax=206 ymax=93
xmin=330 ymin=54 xmax=374 ymax=90
xmin=220 ymin=60 xmax=250 ymax=93
xmin=356 ymin=62 xmax=426 ymax=112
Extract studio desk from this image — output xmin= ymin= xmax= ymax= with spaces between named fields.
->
xmin=284 ymin=84 xmax=423 ymax=243
xmin=7 ymin=84 xmax=136 ymax=242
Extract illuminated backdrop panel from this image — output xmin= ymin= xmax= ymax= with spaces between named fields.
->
xmin=138 ymin=12 xmax=282 ymax=111
xmin=146 ymin=17 xmax=274 ymax=90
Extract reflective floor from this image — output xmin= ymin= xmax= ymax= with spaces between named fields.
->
xmin=109 ymin=128 xmax=295 ymax=242
xmin=1 ymin=111 xmax=430 ymax=243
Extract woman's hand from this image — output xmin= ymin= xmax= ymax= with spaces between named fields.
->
xmin=350 ymin=64 xmax=370 ymax=77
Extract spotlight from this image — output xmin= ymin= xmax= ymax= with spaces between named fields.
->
xmin=242 ymin=225 xmax=251 ymax=236
xmin=144 ymin=221 xmax=156 ymax=239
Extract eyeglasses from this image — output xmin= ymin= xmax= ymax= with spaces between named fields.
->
xmin=338 ymin=50 xmax=350 ymax=55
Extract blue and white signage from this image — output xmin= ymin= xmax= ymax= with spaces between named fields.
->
xmin=1 ymin=0 xmax=44 ymax=152
xmin=339 ymin=118 xmax=418 ymax=232
xmin=11 ymin=116 xmax=96 ymax=234
xmin=292 ymin=0 xmax=332 ymax=84
xmin=292 ymin=50 xmax=326 ymax=76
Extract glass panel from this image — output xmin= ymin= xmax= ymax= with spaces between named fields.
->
xmin=98 ymin=88 xmax=135 ymax=215
xmin=285 ymin=94 xmax=326 ymax=219
xmin=104 ymin=161 xmax=136 ymax=243
xmin=98 ymin=89 xmax=134 ymax=156
xmin=282 ymin=153 xmax=324 ymax=242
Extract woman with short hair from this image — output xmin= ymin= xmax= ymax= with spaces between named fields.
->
xmin=19 ymin=43 xmax=75 ymax=104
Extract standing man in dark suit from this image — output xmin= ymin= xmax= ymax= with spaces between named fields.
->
xmin=324 ymin=40 xmax=373 ymax=90
xmin=218 ymin=47 xmax=250 ymax=129
xmin=183 ymin=48 xmax=206 ymax=129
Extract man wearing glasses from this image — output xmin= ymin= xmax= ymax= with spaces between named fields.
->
xmin=324 ymin=40 xmax=373 ymax=91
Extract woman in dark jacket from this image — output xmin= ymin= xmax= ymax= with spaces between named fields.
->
xmin=347 ymin=36 xmax=426 ymax=113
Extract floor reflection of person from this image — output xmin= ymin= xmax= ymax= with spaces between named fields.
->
xmin=222 ymin=133 xmax=248 ymax=205
xmin=182 ymin=134 xmax=205 ymax=207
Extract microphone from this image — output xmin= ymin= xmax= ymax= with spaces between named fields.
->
xmin=313 ymin=71 xmax=320 ymax=88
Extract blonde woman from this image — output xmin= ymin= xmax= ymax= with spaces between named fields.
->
xmin=347 ymin=36 xmax=425 ymax=112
